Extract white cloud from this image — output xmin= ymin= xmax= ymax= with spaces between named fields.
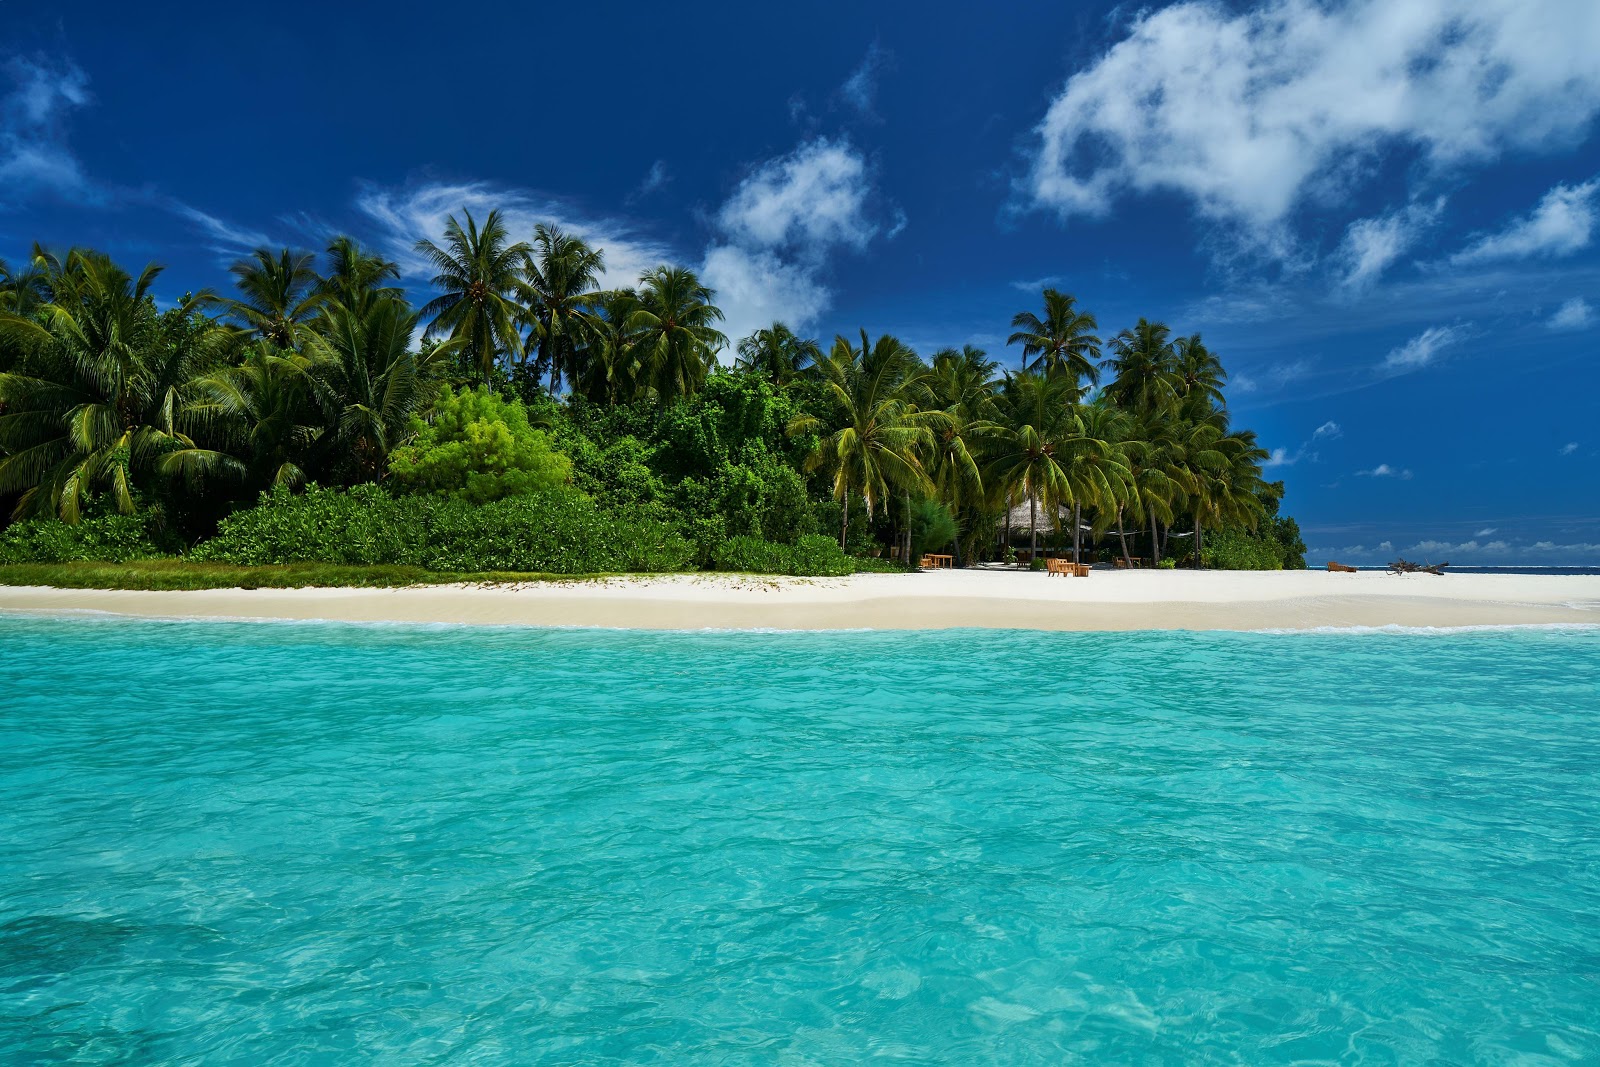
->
xmin=1232 ymin=357 xmax=1313 ymax=394
xmin=168 ymin=202 xmax=270 ymax=251
xmin=628 ymin=160 xmax=669 ymax=202
xmin=1023 ymin=0 xmax=1600 ymax=253
xmin=1547 ymin=297 xmax=1593 ymax=331
xmin=1452 ymin=180 xmax=1599 ymax=264
xmin=1310 ymin=537 xmax=1600 ymax=564
xmin=1336 ymin=198 xmax=1445 ymax=288
xmin=702 ymin=137 xmax=888 ymax=350
xmin=1559 ymin=442 xmax=1579 ymax=455
xmin=1380 ymin=324 xmax=1461 ymax=373
xmin=1264 ymin=418 xmax=1342 ymax=467
xmin=840 ymin=43 xmax=885 ymax=116
xmin=1475 ymin=527 xmax=1497 ymax=537
xmin=355 ymin=180 xmax=674 ymax=293
xmin=715 ymin=139 xmax=876 ymax=252
xmin=0 ymin=56 xmax=91 ymax=201
xmin=1357 ymin=463 xmax=1413 ymax=479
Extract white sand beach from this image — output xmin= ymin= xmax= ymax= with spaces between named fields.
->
xmin=2 ymin=569 xmax=1596 ymax=631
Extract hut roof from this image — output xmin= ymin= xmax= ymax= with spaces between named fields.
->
xmin=1003 ymin=497 xmax=1091 ymax=532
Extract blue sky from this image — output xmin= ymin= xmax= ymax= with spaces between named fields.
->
xmin=4 ymin=0 xmax=1598 ymax=564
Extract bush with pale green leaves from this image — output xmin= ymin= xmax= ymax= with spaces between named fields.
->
xmin=388 ymin=387 xmax=572 ymax=504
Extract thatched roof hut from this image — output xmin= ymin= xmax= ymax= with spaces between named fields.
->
xmin=1002 ymin=497 xmax=1092 ymax=533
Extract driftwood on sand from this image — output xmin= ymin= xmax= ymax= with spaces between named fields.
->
xmin=1388 ymin=558 xmax=1450 ymax=576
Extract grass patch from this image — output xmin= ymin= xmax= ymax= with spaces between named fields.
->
xmin=0 ymin=559 xmax=622 ymax=591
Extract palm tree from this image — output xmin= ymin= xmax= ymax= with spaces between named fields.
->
xmin=573 ymin=288 xmax=641 ymax=405
xmin=168 ymin=343 xmax=322 ymax=492
xmin=1172 ymin=333 xmax=1227 ymax=408
xmin=1102 ymin=318 xmax=1178 ymax=414
xmin=1008 ymin=288 xmax=1101 ymax=385
xmin=626 ymin=266 xmax=726 ymax=401
xmin=0 ymin=251 xmax=229 ymax=520
xmin=415 ymin=210 xmax=529 ymax=384
xmin=518 ymin=224 xmax=605 ymax=395
xmin=0 ymin=251 xmax=49 ymax=321
xmin=1191 ymin=428 xmax=1269 ymax=567
xmin=1067 ymin=401 xmax=1134 ymax=563
xmin=788 ymin=331 xmax=938 ymax=549
xmin=316 ymin=236 xmax=402 ymax=316
xmin=228 ymin=248 xmax=326 ymax=349
xmin=735 ymin=323 xmax=822 ymax=388
xmin=977 ymin=371 xmax=1119 ymax=560
xmin=920 ymin=345 xmax=999 ymax=564
xmin=307 ymin=297 xmax=455 ymax=480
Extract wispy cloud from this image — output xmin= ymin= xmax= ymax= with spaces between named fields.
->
xmin=167 ymin=202 xmax=270 ymax=252
xmin=627 ymin=160 xmax=669 ymax=203
xmin=1452 ymin=179 xmax=1599 ymax=265
xmin=1380 ymin=324 xmax=1462 ymax=374
xmin=1357 ymin=463 xmax=1413 ymax=480
xmin=0 ymin=55 xmax=92 ymax=203
xmin=355 ymin=179 xmax=674 ymax=293
xmin=1264 ymin=419 xmax=1342 ymax=467
xmin=1335 ymin=198 xmax=1446 ymax=289
xmin=1559 ymin=441 xmax=1579 ymax=456
xmin=840 ymin=42 xmax=887 ymax=117
xmin=1547 ymin=296 xmax=1593 ymax=331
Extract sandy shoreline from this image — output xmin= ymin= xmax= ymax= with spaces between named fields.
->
xmin=2 ymin=569 xmax=1596 ymax=632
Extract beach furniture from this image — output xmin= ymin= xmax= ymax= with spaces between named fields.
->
xmin=1327 ymin=561 xmax=1358 ymax=573
xmin=1075 ymin=563 xmax=1091 ymax=577
xmin=1046 ymin=557 xmax=1070 ymax=576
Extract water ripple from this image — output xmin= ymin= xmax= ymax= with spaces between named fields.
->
xmin=2 ymin=618 xmax=1597 ymax=1064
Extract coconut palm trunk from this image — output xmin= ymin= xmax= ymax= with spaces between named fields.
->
xmin=1072 ymin=502 xmax=1082 ymax=564
xmin=840 ymin=493 xmax=849 ymax=550
xmin=1195 ymin=514 xmax=1204 ymax=569
xmin=1029 ymin=494 xmax=1039 ymax=560
xmin=1149 ymin=513 xmax=1161 ymax=564
xmin=1116 ymin=508 xmax=1133 ymax=567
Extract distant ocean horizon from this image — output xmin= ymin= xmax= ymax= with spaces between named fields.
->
xmin=1314 ymin=565 xmax=1600 ymax=575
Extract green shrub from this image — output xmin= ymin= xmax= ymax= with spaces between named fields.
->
xmin=388 ymin=387 xmax=572 ymax=504
xmin=194 ymin=484 xmax=693 ymax=573
xmin=1156 ymin=557 xmax=1177 ymax=570
xmin=712 ymin=533 xmax=853 ymax=577
xmin=1200 ymin=527 xmax=1285 ymax=570
xmin=848 ymin=555 xmax=905 ymax=573
xmin=909 ymin=498 xmax=958 ymax=562
xmin=0 ymin=511 xmax=172 ymax=564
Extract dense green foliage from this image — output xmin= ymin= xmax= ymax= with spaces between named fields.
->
xmin=0 ymin=511 xmax=172 ymax=565
xmin=0 ymin=227 xmax=1301 ymax=575
xmin=194 ymin=484 xmax=694 ymax=573
xmin=388 ymin=387 xmax=571 ymax=503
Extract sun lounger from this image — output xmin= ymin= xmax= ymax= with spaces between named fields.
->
xmin=1327 ymin=561 xmax=1358 ymax=573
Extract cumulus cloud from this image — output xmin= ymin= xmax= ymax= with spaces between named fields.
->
xmin=1547 ymin=297 xmax=1593 ymax=331
xmin=1022 ymin=0 xmax=1600 ymax=253
xmin=1452 ymin=180 xmax=1598 ymax=264
xmin=0 ymin=55 xmax=92 ymax=201
xmin=1311 ymin=537 xmax=1600 ymax=564
xmin=1336 ymin=198 xmax=1445 ymax=288
xmin=1357 ymin=463 xmax=1413 ymax=479
xmin=701 ymin=138 xmax=888 ymax=351
xmin=356 ymin=180 xmax=674 ymax=293
xmin=1380 ymin=324 xmax=1461 ymax=373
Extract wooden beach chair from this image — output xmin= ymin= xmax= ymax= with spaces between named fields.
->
xmin=1326 ymin=561 xmax=1358 ymax=573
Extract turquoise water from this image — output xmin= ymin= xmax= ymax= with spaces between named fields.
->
xmin=2 ymin=617 xmax=1598 ymax=1065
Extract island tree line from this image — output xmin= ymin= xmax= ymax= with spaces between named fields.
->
xmin=0 ymin=210 xmax=1304 ymax=574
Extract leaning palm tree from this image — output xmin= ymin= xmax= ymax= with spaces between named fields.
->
xmin=415 ymin=210 xmax=529 ymax=384
xmin=1008 ymin=288 xmax=1101 ymax=386
xmin=788 ymin=331 xmax=939 ymax=549
xmin=626 ymin=266 xmax=726 ymax=401
xmin=976 ymin=371 xmax=1119 ymax=560
xmin=517 ymin=224 xmax=605 ymax=395
xmin=306 ymin=297 xmax=455 ymax=480
xmin=0 ymin=251 xmax=229 ymax=520
xmin=735 ymin=323 xmax=822 ymax=388
xmin=228 ymin=248 xmax=326 ymax=349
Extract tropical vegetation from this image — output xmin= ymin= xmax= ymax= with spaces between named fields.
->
xmin=0 ymin=222 xmax=1303 ymax=579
